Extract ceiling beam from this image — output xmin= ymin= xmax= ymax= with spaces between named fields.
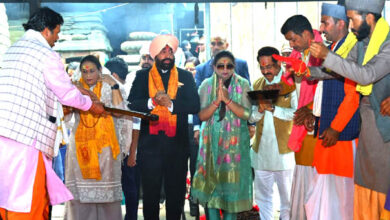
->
xmin=3 ymin=0 xmax=336 ymax=2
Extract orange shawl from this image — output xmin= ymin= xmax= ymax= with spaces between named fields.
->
xmin=75 ymin=78 xmax=120 ymax=180
xmin=148 ymin=63 xmax=178 ymax=137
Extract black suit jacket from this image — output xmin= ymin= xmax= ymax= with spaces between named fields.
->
xmin=128 ymin=67 xmax=200 ymax=155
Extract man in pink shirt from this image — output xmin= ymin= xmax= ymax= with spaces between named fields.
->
xmin=0 ymin=7 xmax=104 ymax=220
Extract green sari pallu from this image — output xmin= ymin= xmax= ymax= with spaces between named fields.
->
xmin=192 ymin=73 xmax=253 ymax=213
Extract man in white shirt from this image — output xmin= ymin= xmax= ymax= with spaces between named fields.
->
xmin=250 ymin=46 xmax=297 ymax=220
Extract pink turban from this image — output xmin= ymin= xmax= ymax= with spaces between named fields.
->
xmin=149 ymin=34 xmax=179 ymax=59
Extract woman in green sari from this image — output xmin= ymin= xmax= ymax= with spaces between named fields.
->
xmin=191 ymin=50 xmax=253 ymax=219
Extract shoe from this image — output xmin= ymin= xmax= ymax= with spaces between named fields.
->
xmin=189 ymin=200 xmax=199 ymax=217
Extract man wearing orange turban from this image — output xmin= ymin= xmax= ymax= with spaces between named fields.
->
xmin=128 ymin=34 xmax=200 ymax=219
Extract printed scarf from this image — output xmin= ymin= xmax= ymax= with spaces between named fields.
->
xmin=75 ymin=78 xmax=120 ymax=180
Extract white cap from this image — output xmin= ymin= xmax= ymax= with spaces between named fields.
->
xmin=281 ymin=42 xmax=292 ymax=53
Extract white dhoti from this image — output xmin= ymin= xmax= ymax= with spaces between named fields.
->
xmin=254 ymin=169 xmax=293 ymax=220
xmin=290 ymin=165 xmax=316 ymax=220
xmin=304 ymin=173 xmax=354 ymax=220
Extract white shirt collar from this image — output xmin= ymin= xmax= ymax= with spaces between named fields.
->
xmin=24 ymin=29 xmax=51 ymax=48
xmin=265 ymin=69 xmax=283 ymax=85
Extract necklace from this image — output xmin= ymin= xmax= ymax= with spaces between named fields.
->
xmin=79 ymin=112 xmax=101 ymax=128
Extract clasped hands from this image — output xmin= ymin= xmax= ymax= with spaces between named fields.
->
xmin=213 ymin=78 xmax=230 ymax=107
xmin=294 ymin=106 xmax=339 ymax=147
xmin=294 ymin=106 xmax=314 ymax=130
xmin=154 ymin=91 xmax=172 ymax=108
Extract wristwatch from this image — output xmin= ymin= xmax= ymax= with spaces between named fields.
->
xmin=111 ymin=84 xmax=119 ymax=90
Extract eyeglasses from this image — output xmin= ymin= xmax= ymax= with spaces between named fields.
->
xmin=259 ymin=64 xmax=274 ymax=71
xmin=141 ymin=55 xmax=154 ymax=61
xmin=216 ymin=63 xmax=235 ymax=70
xmin=211 ymin=41 xmax=224 ymax=47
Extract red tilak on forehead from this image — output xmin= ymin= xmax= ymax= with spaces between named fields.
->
xmin=261 ymin=61 xmax=267 ymax=66
xmin=82 ymin=65 xmax=90 ymax=71
xmin=223 ymin=60 xmax=227 ymax=64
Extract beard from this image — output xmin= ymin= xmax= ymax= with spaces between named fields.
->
xmin=141 ymin=63 xmax=152 ymax=69
xmin=352 ymin=20 xmax=371 ymax=41
xmin=155 ymin=57 xmax=175 ymax=71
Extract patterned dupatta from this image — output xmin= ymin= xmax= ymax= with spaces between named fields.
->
xmin=192 ymin=73 xmax=252 ymax=208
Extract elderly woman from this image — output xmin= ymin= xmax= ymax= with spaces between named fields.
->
xmin=64 ymin=55 xmax=128 ymax=220
xmin=191 ymin=50 xmax=253 ymax=219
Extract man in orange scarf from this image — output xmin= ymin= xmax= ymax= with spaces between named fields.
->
xmin=128 ymin=34 xmax=200 ymax=220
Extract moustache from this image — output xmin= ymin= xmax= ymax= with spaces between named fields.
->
xmin=263 ymin=72 xmax=272 ymax=76
xmin=142 ymin=63 xmax=152 ymax=69
xmin=162 ymin=58 xmax=173 ymax=63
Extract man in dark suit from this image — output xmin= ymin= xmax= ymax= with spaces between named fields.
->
xmin=195 ymin=35 xmax=250 ymax=87
xmin=128 ymin=34 xmax=200 ymax=220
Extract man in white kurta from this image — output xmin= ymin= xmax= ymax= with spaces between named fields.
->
xmin=250 ymin=46 xmax=297 ymax=220
xmin=0 ymin=7 xmax=104 ymax=219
